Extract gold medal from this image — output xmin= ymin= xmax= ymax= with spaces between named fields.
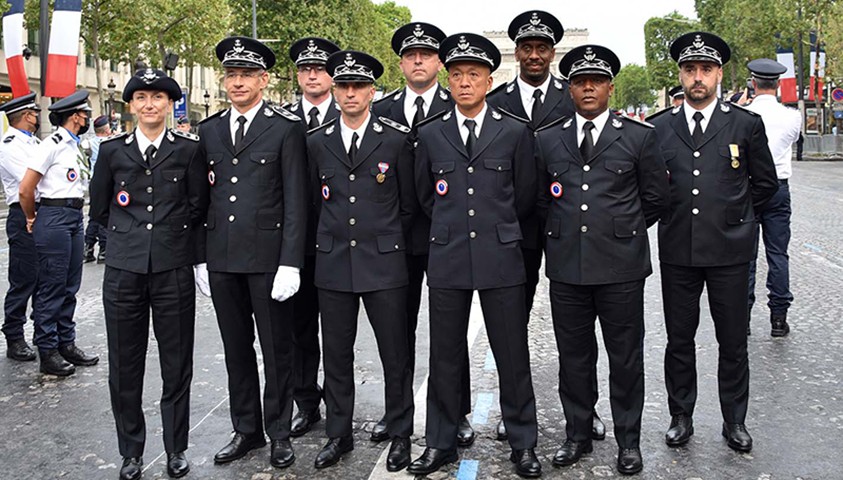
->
xmin=731 ymin=159 xmax=740 ymax=169
xmin=376 ymin=173 xmax=386 ymax=184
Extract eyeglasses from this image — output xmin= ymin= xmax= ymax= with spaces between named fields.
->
xmin=224 ymin=71 xmax=263 ymax=80
xmin=297 ymin=65 xmax=326 ymax=74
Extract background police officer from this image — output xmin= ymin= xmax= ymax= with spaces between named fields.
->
xmin=647 ymin=32 xmax=778 ymax=454
xmin=89 ymin=69 xmax=207 ymax=480
xmin=408 ymin=33 xmax=541 ymax=478
xmin=83 ymin=114 xmax=111 ymax=264
xmin=371 ymin=21 xmax=476 ymax=447
xmin=284 ymin=36 xmax=341 ymax=439
xmin=196 ymin=36 xmax=307 ymax=469
xmin=536 ymin=45 xmax=669 ymax=475
xmin=18 ymin=90 xmax=100 ymax=377
xmin=668 ymin=85 xmax=685 ymax=107
xmin=745 ymin=58 xmax=802 ymax=337
xmin=0 ymin=93 xmax=41 ymax=362
xmin=309 ymin=50 xmax=415 ymax=473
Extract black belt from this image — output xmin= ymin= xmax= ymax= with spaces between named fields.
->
xmin=41 ymin=198 xmax=84 ymax=209
xmin=778 ymin=179 xmax=788 ymax=185
xmin=9 ymin=202 xmax=20 ymax=209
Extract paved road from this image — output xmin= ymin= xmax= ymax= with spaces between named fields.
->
xmin=1 ymin=161 xmax=841 ymax=479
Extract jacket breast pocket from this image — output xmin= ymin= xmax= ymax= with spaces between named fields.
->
xmin=431 ymin=161 xmax=455 ymax=177
xmin=161 ymin=168 xmax=187 ymax=198
xmin=484 ymin=158 xmax=513 ymax=193
xmin=250 ymin=152 xmax=279 ymax=186
xmin=429 ymin=223 xmax=449 ymax=245
xmin=604 ymin=158 xmax=635 ymax=193
xmin=370 ymin=166 xmax=397 ymax=203
xmin=718 ymin=144 xmax=745 ymax=183
xmin=315 ymin=233 xmax=333 ymax=253
xmin=376 ymin=232 xmax=405 ymax=253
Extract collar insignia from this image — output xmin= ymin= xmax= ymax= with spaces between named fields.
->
xmin=373 ymin=122 xmax=383 ymax=133
xmin=264 ymin=107 xmax=274 ymax=117
xmin=507 ymin=82 xmax=515 ymax=93
xmin=562 ymin=118 xmax=573 ymax=129
xmin=125 ymin=133 xmax=135 ymax=145
xmin=439 ymin=89 xmax=448 ymax=101
xmin=554 ymin=80 xmax=562 ymax=90
xmin=672 ymin=105 xmax=681 ymax=115
xmin=491 ymin=110 xmax=502 ymax=120
xmin=442 ymin=111 xmax=452 ymax=121
xmin=167 ymin=130 xmax=175 ymax=142
xmin=325 ymin=125 xmax=335 ymax=135
xmin=720 ymin=103 xmax=731 ymax=113
xmin=612 ymin=118 xmax=623 ymax=129
xmin=393 ymin=90 xmax=403 ymax=100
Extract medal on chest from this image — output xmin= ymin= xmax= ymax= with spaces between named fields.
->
xmin=376 ymin=162 xmax=389 ymax=184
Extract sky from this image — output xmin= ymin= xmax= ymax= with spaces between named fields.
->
xmin=382 ymin=0 xmax=699 ymax=66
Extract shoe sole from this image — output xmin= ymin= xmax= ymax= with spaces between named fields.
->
xmin=370 ymin=432 xmax=389 ymax=443
xmin=213 ymin=441 xmax=266 ymax=464
xmin=7 ymin=353 xmax=37 ymax=362
xmin=664 ymin=427 xmax=693 ymax=447
xmin=167 ymin=465 xmax=190 ymax=478
xmin=721 ymin=428 xmax=752 ymax=453
xmin=618 ymin=464 xmax=643 ymax=475
xmin=770 ymin=329 xmax=789 ymax=337
xmin=552 ymin=445 xmax=593 ymax=467
xmin=386 ymin=456 xmax=411 ymax=472
xmin=40 ymin=367 xmax=75 ymax=377
xmin=592 ymin=431 xmax=606 ymax=441
xmin=270 ymin=456 xmax=295 ymax=469
xmin=63 ymin=358 xmax=99 ymax=367
xmin=407 ymin=452 xmax=458 ymax=475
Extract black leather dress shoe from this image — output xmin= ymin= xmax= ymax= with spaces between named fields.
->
xmin=592 ymin=411 xmax=606 ymax=440
xmin=407 ymin=447 xmax=458 ymax=475
xmin=457 ymin=416 xmax=475 ymax=447
xmin=722 ymin=423 xmax=753 ymax=452
xmin=83 ymin=245 xmax=96 ymax=263
xmin=214 ymin=432 xmax=266 ymax=464
xmin=314 ymin=436 xmax=353 ymax=468
xmin=290 ymin=408 xmax=321 ymax=437
xmin=617 ymin=448 xmax=643 ymax=475
xmin=270 ymin=439 xmax=295 ymax=468
xmin=166 ymin=452 xmax=189 ymax=478
xmin=665 ymin=414 xmax=694 ymax=447
xmin=386 ymin=437 xmax=411 ymax=472
xmin=58 ymin=343 xmax=99 ymax=366
xmin=119 ymin=457 xmax=142 ymax=480
xmin=510 ymin=448 xmax=542 ymax=478
xmin=370 ymin=417 xmax=389 ymax=442
xmin=6 ymin=339 xmax=36 ymax=361
xmin=39 ymin=349 xmax=75 ymax=376
xmin=552 ymin=439 xmax=592 ymax=467
xmin=97 ymin=249 xmax=106 ymax=264
xmin=496 ymin=418 xmax=508 ymax=441
xmin=771 ymin=313 xmax=790 ymax=337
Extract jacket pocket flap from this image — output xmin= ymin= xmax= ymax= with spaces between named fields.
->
xmin=170 ymin=214 xmax=190 ymax=231
xmin=431 ymin=161 xmax=455 ymax=174
xmin=613 ymin=215 xmax=645 ymax=238
xmin=207 ymin=153 xmax=223 ymax=166
xmin=496 ymin=222 xmax=523 ymax=243
xmin=604 ymin=158 xmax=634 ymax=175
xmin=315 ymin=233 xmax=333 ymax=252
xmin=109 ymin=216 xmax=131 ymax=233
xmin=257 ymin=209 xmax=283 ymax=229
xmin=250 ymin=152 xmax=278 ymax=164
xmin=376 ymin=233 xmax=405 ymax=253
xmin=546 ymin=162 xmax=570 ymax=177
xmin=546 ymin=218 xmax=561 ymax=238
xmin=725 ymin=203 xmax=752 ymax=225
xmin=319 ymin=169 xmax=335 ymax=180
xmin=162 ymin=168 xmax=186 ymax=182
xmin=429 ymin=223 xmax=449 ymax=245
xmin=484 ymin=159 xmax=512 ymax=171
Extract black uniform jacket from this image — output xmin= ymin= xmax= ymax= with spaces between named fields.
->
xmin=284 ymin=97 xmax=341 ymax=257
xmin=487 ymin=75 xmax=575 ymax=251
xmin=90 ymin=129 xmax=207 ymax=274
xmin=196 ymin=102 xmax=308 ymax=273
xmin=308 ymin=116 xmax=415 ymax=293
xmin=647 ymin=101 xmax=778 ymax=267
xmin=415 ymin=107 xmax=536 ymax=290
xmin=535 ymin=113 xmax=670 ymax=285
xmin=373 ymin=85 xmax=452 ymax=257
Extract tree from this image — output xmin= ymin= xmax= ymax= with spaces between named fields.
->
xmin=611 ymin=64 xmax=657 ymax=111
xmin=644 ymin=11 xmax=700 ymax=99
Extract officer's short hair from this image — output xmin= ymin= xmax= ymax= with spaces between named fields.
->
xmin=754 ymin=77 xmax=778 ymax=91
xmin=94 ymin=124 xmax=110 ymax=134
xmin=7 ymin=109 xmax=27 ymax=125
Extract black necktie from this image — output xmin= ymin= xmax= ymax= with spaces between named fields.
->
xmin=234 ymin=115 xmax=246 ymax=147
xmin=692 ymin=111 xmax=704 ymax=146
xmin=348 ymin=132 xmax=359 ymax=163
xmin=464 ymin=119 xmax=477 ymax=156
xmin=580 ymin=121 xmax=595 ymax=161
xmin=531 ymin=89 xmax=543 ymax=124
xmin=412 ymin=96 xmax=425 ymax=127
xmin=308 ymin=107 xmax=319 ymax=130
xmin=144 ymin=144 xmax=157 ymax=163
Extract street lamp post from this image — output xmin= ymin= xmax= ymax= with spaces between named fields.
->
xmin=203 ymin=90 xmax=211 ymax=118
xmin=107 ymin=78 xmax=116 ymax=127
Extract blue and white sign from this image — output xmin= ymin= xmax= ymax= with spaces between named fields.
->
xmin=174 ymin=88 xmax=188 ymax=120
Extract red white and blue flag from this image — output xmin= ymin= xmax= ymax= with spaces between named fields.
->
xmin=2 ymin=0 xmax=29 ymax=97
xmin=44 ymin=0 xmax=82 ymax=98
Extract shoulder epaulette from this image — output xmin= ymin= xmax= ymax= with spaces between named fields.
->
xmin=378 ymin=116 xmax=411 ymax=134
xmin=270 ymin=104 xmax=301 ymax=122
xmin=645 ymin=107 xmax=673 ymax=122
xmin=3 ymin=135 xmax=14 ymax=143
xmin=416 ymin=110 xmax=448 ymax=128
xmin=534 ymin=115 xmax=568 ymax=133
xmin=307 ymin=122 xmax=333 ymax=136
xmin=171 ymin=128 xmax=199 ymax=142
xmin=496 ymin=107 xmax=529 ymax=124
xmin=620 ymin=115 xmax=654 ymax=129
xmin=101 ymin=131 xmax=129 ymax=144
xmin=199 ymin=109 xmax=226 ymax=125
xmin=374 ymin=88 xmax=401 ymax=104
xmin=50 ymin=132 xmax=63 ymax=144
xmin=727 ymin=102 xmax=760 ymax=117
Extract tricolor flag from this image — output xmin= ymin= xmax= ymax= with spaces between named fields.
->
xmin=2 ymin=0 xmax=30 ymax=97
xmin=775 ymin=48 xmax=797 ymax=104
xmin=809 ymin=49 xmax=826 ymax=103
xmin=44 ymin=0 xmax=82 ymax=98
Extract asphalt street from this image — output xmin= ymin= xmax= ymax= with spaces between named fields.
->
xmin=1 ymin=160 xmax=841 ymax=480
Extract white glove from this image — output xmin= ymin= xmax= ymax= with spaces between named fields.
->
xmin=271 ymin=265 xmax=300 ymax=302
xmin=193 ymin=263 xmax=212 ymax=297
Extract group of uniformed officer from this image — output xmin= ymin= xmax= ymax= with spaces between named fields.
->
xmin=0 ymin=8 xmax=790 ymax=479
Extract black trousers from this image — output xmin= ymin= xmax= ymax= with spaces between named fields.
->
xmin=210 ymin=271 xmax=295 ymax=440
xmin=550 ymin=280 xmax=645 ymax=448
xmin=426 ymin=286 xmax=537 ymax=451
xmin=662 ymin=263 xmax=750 ymax=424
xmin=104 ymin=265 xmax=195 ymax=457
xmin=291 ymin=254 xmax=322 ymax=413
xmin=318 ymin=287 xmax=414 ymax=439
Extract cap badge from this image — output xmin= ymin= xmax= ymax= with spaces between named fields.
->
xmin=530 ymin=13 xmax=541 ymax=26
xmin=141 ymin=69 xmax=158 ymax=84
xmin=233 ymin=39 xmax=244 ymax=54
xmin=457 ymin=36 xmax=470 ymax=51
xmin=307 ymin=40 xmax=318 ymax=53
xmin=583 ymin=48 xmax=596 ymax=62
xmin=344 ymin=53 xmax=356 ymax=67
xmin=693 ymin=35 xmax=704 ymax=49
xmin=413 ymin=25 xmax=424 ymax=38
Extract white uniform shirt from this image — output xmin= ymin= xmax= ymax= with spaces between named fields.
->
xmin=31 ymin=126 xmax=87 ymax=199
xmin=0 ymin=127 xmax=41 ymax=205
xmin=454 ymin=103 xmax=488 ymax=144
xmin=576 ymin=109 xmax=611 ymax=148
xmin=683 ymin=99 xmax=718 ymax=136
xmin=517 ymin=75 xmax=551 ymax=121
xmin=402 ymin=84 xmax=437 ymax=126
xmin=301 ymin=94 xmax=335 ymax=127
xmin=228 ymin=101 xmax=263 ymax=145
xmin=746 ymin=94 xmax=802 ymax=179
xmin=340 ymin=111 xmax=371 ymax=153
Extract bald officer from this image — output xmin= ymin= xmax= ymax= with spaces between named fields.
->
xmin=0 ymin=94 xmax=41 ymax=362
xmin=19 ymin=90 xmax=100 ymax=377
xmin=744 ymin=58 xmax=802 ymax=337
xmin=197 ymin=36 xmax=307 ymax=469
xmin=647 ymin=32 xmax=777 ymax=453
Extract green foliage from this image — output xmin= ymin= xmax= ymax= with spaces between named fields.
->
xmin=611 ymin=64 xmax=656 ymax=111
xmin=644 ymin=11 xmax=700 ymax=94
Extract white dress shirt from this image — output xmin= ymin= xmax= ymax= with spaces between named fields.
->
xmin=135 ymin=128 xmax=166 ymax=160
xmin=746 ymin=94 xmax=802 ymax=179
xmin=683 ymin=99 xmax=718 ymax=136
xmin=302 ymin=94 xmax=334 ymax=126
xmin=229 ymin=101 xmax=263 ymax=145
xmin=402 ymin=84 xmax=438 ymax=126
xmin=517 ymin=75 xmax=551 ymax=120
xmin=575 ymin=109 xmax=611 ymax=148
xmin=340 ymin=111 xmax=371 ymax=153
xmin=454 ymin=104 xmax=488 ymax=145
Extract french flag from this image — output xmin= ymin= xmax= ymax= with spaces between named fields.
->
xmin=44 ymin=0 xmax=82 ymax=98
xmin=776 ymin=47 xmax=797 ymax=104
xmin=2 ymin=0 xmax=29 ymax=97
